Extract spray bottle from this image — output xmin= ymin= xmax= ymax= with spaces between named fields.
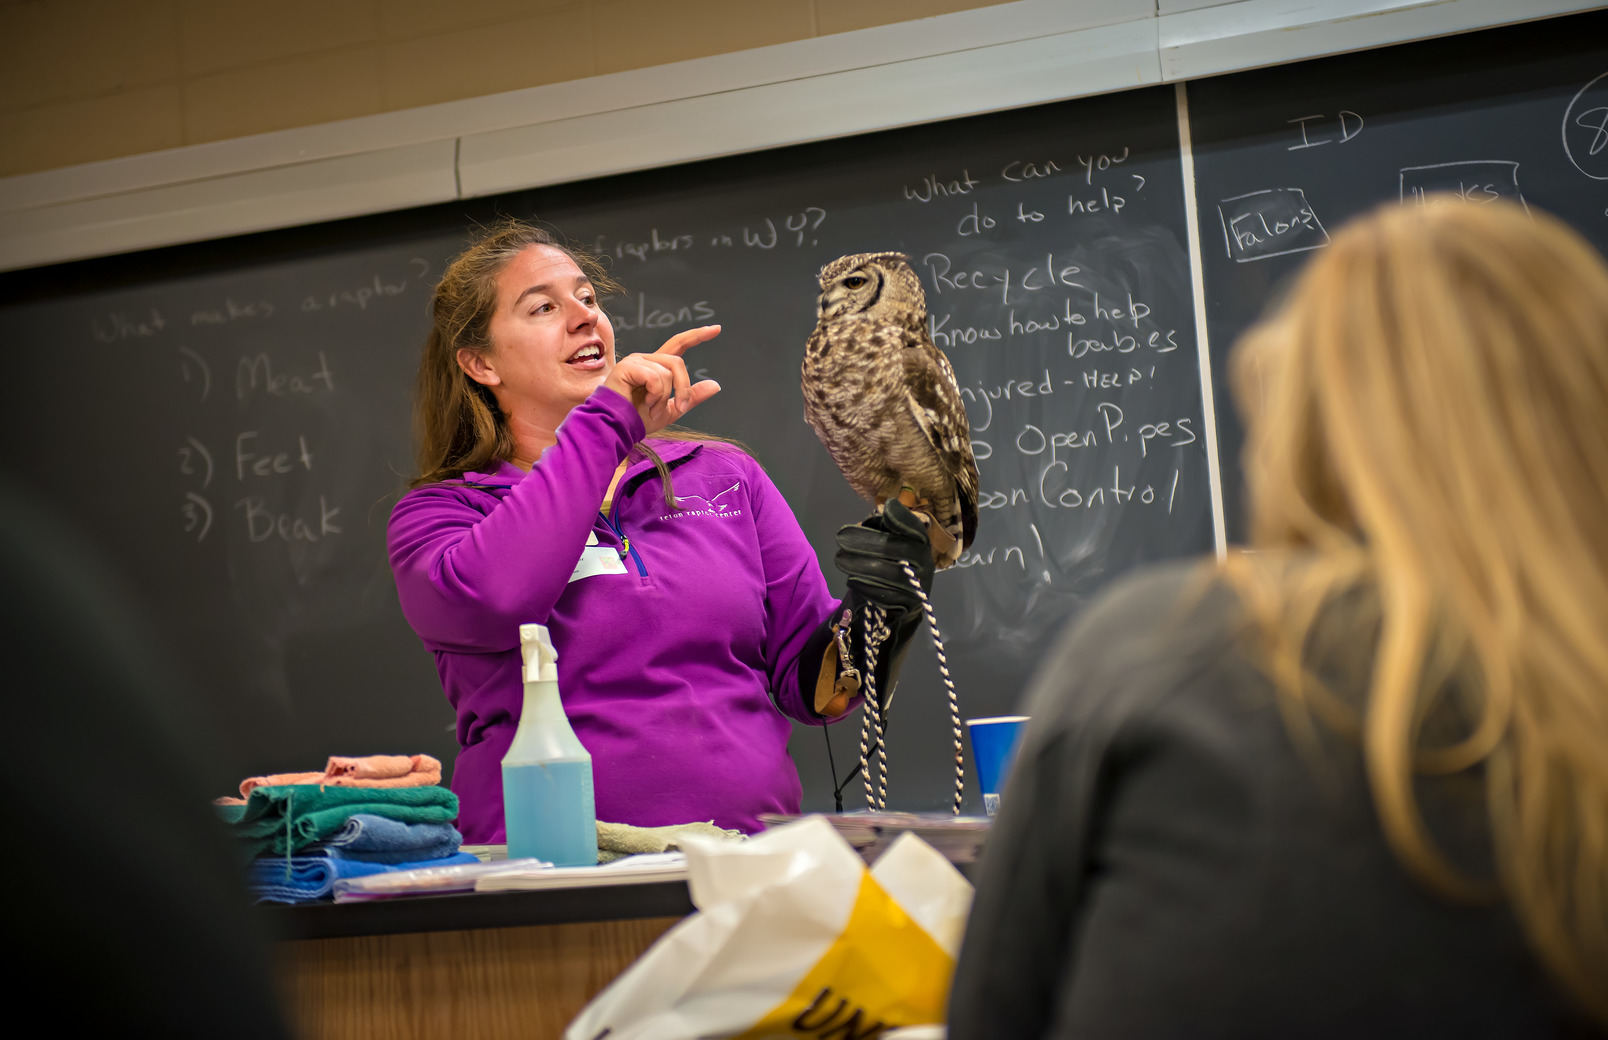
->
xmin=502 ymin=623 xmax=597 ymax=867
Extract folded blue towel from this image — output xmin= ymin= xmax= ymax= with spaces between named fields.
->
xmin=248 ymin=851 xmax=480 ymax=904
xmin=309 ymin=814 xmax=463 ymax=864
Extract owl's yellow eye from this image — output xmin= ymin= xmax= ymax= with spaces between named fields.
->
xmin=843 ymin=276 xmax=867 ymax=288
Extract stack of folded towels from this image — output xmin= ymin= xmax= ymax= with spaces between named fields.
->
xmin=214 ymin=754 xmax=479 ymax=903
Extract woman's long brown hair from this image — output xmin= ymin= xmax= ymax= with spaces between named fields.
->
xmin=411 ymin=217 xmax=743 ymax=505
xmin=1224 ymin=198 xmax=1608 ymax=1019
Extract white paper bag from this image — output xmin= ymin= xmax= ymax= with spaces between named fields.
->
xmin=566 ymin=815 xmax=973 ymax=1040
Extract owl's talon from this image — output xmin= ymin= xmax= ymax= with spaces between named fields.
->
xmin=895 ymin=502 xmax=957 ymax=564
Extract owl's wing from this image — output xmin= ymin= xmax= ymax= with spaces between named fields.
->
xmin=900 ymin=330 xmax=981 ymax=549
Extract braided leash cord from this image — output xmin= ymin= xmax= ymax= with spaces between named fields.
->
xmin=898 ymin=560 xmax=965 ymax=815
xmin=857 ymin=603 xmax=893 ymax=811
xmin=851 ymin=562 xmax=966 ymax=815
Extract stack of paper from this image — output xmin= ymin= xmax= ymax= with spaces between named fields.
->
xmin=333 ymin=857 xmax=550 ymax=901
xmin=759 ymin=812 xmax=991 ymax=864
xmin=474 ymin=851 xmax=689 ymax=892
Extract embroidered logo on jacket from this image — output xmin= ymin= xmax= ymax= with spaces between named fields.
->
xmin=662 ymin=480 xmax=744 ymax=521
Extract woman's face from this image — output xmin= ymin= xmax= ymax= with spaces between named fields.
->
xmin=464 ymin=245 xmax=617 ymax=426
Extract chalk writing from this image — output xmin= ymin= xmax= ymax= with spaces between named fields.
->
xmin=178 ymin=436 xmax=214 ymax=488
xmin=786 ymin=208 xmax=827 ymax=246
xmin=922 ymin=252 xmax=1085 ymax=306
xmin=236 ymin=496 xmax=342 ymax=543
xmin=1286 ymin=111 xmax=1363 ymax=150
xmin=930 ymin=314 xmax=1003 ymax=347
xmin=178 ymin=346 xmax=211 ymax=402
xmin=958 ymin=203 xmax=996 ymax=236
xmin=300 ymin=274 xmax=408 ymax=312
xmin=610 ymin=295 xmax=716 ymax=332
xmin=234 ymin=432 xmax=314 ymax=480
xmin=1029 ymin=463 xmax=1181 ymax=513
xmin=1218 ymin=188 xmax=1329 ymax=262
xmin=91 ymin=308 xmax=166 ymax=343
xmin=236 ymin=352 xmax=335 ymax=401
xmin=586 ymin=229 xmax=695 ymax=262
xmin=1138 ymin=417 xmax=1196 ymax=457
xmin=1400 ymin=160 xmax=1528 ymax=211
xmin=903 ymin=169 xmax=982 ymax=202
xmin=743 ymin=219 xmax=777 ymax=249
xmin=1067 ymin=187 xmax=1124 ymax=215
xmin=182 ymin=492 xmax=213 ymax=542
xmin=1010 ymin=302 xmax=1080 ymax=335
xmin=1068 ymin=327 xmax=1179 ymax=358
xmin=191 ymin=298 xmax=274 ymax=325
xmin=1002 ymin=159 xmax=1063 ymax=182
xmin=738 ymin=209 xmax=828 ymax=250
xmin=178 ymin=429 xmax=216 ymax=543
xmin=1563 ymin=70 xmax=1608 ymax=180
xmin=1077 ymin=148 xmax=1128 ymax=183
xmin=1078 ymin=366 xmax=1155 ymax=389
xmin=959 ymin=370 xmax=1055 ymax=432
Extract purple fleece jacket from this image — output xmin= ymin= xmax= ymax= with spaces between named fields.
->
xmin=388 ymin=388 xmax=841 ymax=842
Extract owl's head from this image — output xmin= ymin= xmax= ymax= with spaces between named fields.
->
xmin=815 ymin=252 xmax=926 ymax=325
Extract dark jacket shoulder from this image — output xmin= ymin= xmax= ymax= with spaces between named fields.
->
xmin=1022 ymin=559 xmax=1250 ymax=740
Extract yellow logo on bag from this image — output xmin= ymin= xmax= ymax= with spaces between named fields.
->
xmin=732 ymin=872 xmax=955 ymax=1040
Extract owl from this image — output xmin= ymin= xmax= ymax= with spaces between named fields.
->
xmin=802 ymin=251 xmax=979 ymax=569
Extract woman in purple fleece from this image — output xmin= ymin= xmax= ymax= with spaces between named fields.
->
xmin=388 ymin=219 xmax=933 ymax=843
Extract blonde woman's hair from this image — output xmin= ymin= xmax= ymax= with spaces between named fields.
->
xmin=1225 ymin=198 xmax=1608 ymax=1019
xmin=411 ymin=217 xmax=743 ymax=503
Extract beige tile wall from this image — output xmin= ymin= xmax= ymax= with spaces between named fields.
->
xmin=0 ymin=0 xmax=1011 ymax=178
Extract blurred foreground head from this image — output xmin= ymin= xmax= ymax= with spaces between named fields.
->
xmin=1232 ymin=198 xmax=1608 ymax=1020
xmin=1 ymin=477 xmax=290 ymax=1037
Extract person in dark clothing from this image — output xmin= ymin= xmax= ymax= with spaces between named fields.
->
xmin=0 ymin=476 xmax=292 ymax=1038
xmin=948 ymin=199 xmax=1608 ymax=1037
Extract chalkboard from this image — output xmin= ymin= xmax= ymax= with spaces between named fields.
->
xmin=1188 ymin=10 xmax=1608 ymax=541
xmin=0 ymin=232 xmax=467 ymax=781
xmin=9 ymin=10 xmax=1608 ymax=816
xmin=526 ymin=84 xmax=1212 ymax=811
xmin=0 ymin=83 xmax=1210 ymax=814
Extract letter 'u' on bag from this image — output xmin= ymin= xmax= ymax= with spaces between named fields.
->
xmin=565 ymin=816 xmax=974 ymax=1040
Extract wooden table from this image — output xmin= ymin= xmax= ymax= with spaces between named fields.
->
xmin=269 ymin=880 xmax=694 ymax=1039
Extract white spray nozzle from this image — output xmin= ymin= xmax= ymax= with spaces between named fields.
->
xmin=519 ymin=623 xmax=559 ymax=683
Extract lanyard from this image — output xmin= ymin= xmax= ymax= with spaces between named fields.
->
xmin=601 ymin=509 xmax=648 ymax=576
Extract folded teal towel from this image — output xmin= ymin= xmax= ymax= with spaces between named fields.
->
xmin=217 ymin=784 xmax=459 ymax=858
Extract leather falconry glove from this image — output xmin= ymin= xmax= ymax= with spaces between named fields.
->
xmin=798 ymin=500 xmax=936 ymax=718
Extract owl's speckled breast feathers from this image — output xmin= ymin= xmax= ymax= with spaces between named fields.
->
xmin=802 ymin=251 xmax=979 ymax=568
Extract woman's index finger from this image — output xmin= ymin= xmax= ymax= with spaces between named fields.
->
xmin=655 ymin=324 xmax=722 ymax=356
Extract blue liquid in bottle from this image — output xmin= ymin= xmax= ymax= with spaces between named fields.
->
xmin=504 ymin=758 xmax=596 ymax=867
xmin=503 ymin=624 xmax=597 ymax=868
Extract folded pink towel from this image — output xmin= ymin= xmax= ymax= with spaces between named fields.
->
xmin=223 ymin=754 xmax=444 ymax=802
xmin=326 ymin=753 xmax=431 ymax=780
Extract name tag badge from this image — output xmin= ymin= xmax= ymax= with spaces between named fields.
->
xmin=570 ymin=530 xmax=627 ymax=582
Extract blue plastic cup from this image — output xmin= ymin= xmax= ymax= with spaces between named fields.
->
xmin=967 ymin=716 xmax=1029 ymax=816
